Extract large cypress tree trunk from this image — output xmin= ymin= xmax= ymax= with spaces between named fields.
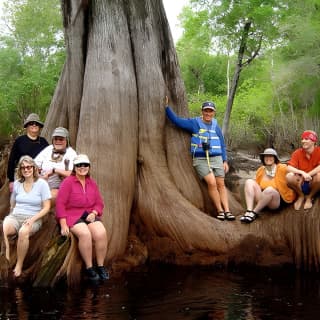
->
xmin=42 ymin=0 xmax=244 ymax=264
xmin=1 ymin=0 xmax=320 ymax=286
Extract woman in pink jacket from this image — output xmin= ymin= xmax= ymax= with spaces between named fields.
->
xmin=56 ymin=154 xmax=108 ymax=281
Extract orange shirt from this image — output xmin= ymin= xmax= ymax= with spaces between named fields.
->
xmin=255 ymin=163 xmax=296 ymax=203
xmin=288 ymin=147 xmax=320 ymax=172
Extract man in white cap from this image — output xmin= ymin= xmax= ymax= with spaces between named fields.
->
xmin=35 ymin=127 xmax=77 ymax=205
xmin=7 ymin=113 xmax=48 ymax=192
xmin=164 ymin=97 xmax=234 ymax=221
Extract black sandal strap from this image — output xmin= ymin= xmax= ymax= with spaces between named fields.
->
xmin=240 ymin=210 xmax=257 ymax=223
xmin=225 ymin=211 xmax=235 ymax=220
xmin=217 ymin=211 xmax=225 ymax=220
xmin=245 ymin=211 xmax=256 ymax=219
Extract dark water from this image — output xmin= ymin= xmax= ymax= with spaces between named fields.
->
xmin=1 ymin=264 xmax=320 ymax=319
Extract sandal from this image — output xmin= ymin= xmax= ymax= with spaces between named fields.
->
xmin=240 ymin=210 xmax=257 ymax=224
xmin=225 ymin=212 xmax=235 ymax=221
xmin=216 ymin=211 xmax=225 ymax=221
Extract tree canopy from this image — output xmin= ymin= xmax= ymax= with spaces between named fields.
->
xmin=0 ymin=0 xmax=64 ymax=140
xmin=0 ymin=0 xmax=319 ymax=148
xmin=177 ymin=0 xmax=320 ymax=148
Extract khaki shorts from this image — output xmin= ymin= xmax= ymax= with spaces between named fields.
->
xmin=193 ymin=156 xmax=225 ymax=179
xmin=3 ymin=214 xmax=42 ymax=234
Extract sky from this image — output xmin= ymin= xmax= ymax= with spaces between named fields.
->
xmin=0 ymin=0 xmax=188 ymax=42
xmin=0 ymin=0 xmax=4 ymax=33
xmin=162 ymin=0 xmax=189 ymax=42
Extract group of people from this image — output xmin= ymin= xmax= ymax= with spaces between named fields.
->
xmin=165 ymin=97 xmax=320 ymax=223
xmin=2 ymin=102 xmax=320 ymax=278
xmin=3 ymin=114 xmax=108 ymax=281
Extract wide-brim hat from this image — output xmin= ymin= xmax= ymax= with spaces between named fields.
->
xmin=74 ymin=154 xmax=90 ymax=165
xmin=23 ymin=113 xmax=44 ymax=128
xmin=259 ymin=148 xmax=279 ymax=163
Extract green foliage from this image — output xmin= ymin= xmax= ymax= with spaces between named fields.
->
xmin=187 ymin=93 xmax=226 ymax=119
xmin=177 ymin=50 xmax=229 ymax=95
xmin=0 ymin=0 xmax=64 ymax=138
xmin=177 ymin=6 xmax=212 ymax=52
xmin=188 ymin=0 xmax=284 ymax=55
xmin=176 ymin=0 xmax=320 ymax=150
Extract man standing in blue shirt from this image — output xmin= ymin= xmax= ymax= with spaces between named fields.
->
xmin=165 ymin=97 xmax=234 ymax=221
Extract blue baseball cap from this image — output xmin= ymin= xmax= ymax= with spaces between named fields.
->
xmin=201 ymin=101 xmax=216 ymax=111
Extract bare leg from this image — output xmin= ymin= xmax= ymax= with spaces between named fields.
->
xmin=216 ymin=177 xmax=230 ymax=212
xmin=254 ymin=187 xmax=280 ymax=213
xmin=244 ymin=179 xmax=262 ymax=212
xmin=293 ymin=196 xmax=304 ymax=210
xmin=304 ymin=173 xmax=320 ymax=209
xmin=89 ymin=222 xmax=108 ymax=266
xmin=203 ymin=173 xmax=223 ymax=212
xmin=2 ymin=221 xmax=17 ymax=261
xmin=71 ymin=223 xmax=93 ymax=268
xmin=14 ymin=225 xmax=33 ymax=277
xmin=286 ymin=172 xmax=304 ymax=210
xmin=304 ymin=197 xmax=313 ymax=209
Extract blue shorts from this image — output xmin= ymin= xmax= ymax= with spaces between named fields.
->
xmin=301 ymin=181 xmax=311 ymax=195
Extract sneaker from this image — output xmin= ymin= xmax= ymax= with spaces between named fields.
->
xmin=96 ymin=266 xmax=110 ymax=280
xmin=85 ymin=267 xmax=100 ymax=281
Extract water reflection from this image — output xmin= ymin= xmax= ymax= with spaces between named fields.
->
xmin=1 ymin=265 xmax=320 ymax=319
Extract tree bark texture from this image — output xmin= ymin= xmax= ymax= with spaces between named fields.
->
xmin=1 ymin=0 xmax=320 ymax=286
xmin=41 ymin=0 xmax=240 ymax=263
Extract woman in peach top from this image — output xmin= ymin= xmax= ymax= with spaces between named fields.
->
xmin=240 ymin=148 xmax=296 ymax=223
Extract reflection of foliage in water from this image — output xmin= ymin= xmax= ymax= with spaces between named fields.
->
xmin=2 ymin=265 xmax=320 ymax=319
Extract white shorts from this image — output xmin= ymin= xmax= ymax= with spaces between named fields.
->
xmin=3 ymin=213 xmax=42 ymax=234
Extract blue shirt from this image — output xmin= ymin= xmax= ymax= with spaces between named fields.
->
xmin=165 ymin=106 xmax=227 ymax=161
xmin=12 ymin=178 xmax=51 ymax=216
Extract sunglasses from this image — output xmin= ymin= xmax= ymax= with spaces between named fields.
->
xmin=21 ymin=165 xmax=34 ymax=171
xmin=28 ymin=122 xmax=40 ymax=127
xmin=53 ymin=137 xmax=66 ymax=141
xmin=75 ymin=163 xmax=90 ymax=168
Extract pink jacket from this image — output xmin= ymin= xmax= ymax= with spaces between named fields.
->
xmin=56 ymin=175 xmax=104 ymax=227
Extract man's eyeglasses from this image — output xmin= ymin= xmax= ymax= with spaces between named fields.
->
xmin=21 ymin=165 xmax=34 ymax=171
xmin=28 ymin=122 xmax=40 ymax=127
xmin=75 ymin=163 xmax=90 ymax=168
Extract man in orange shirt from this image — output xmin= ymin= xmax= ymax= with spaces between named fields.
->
xmin=286 ymin=130 xmax=320 ymax=210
